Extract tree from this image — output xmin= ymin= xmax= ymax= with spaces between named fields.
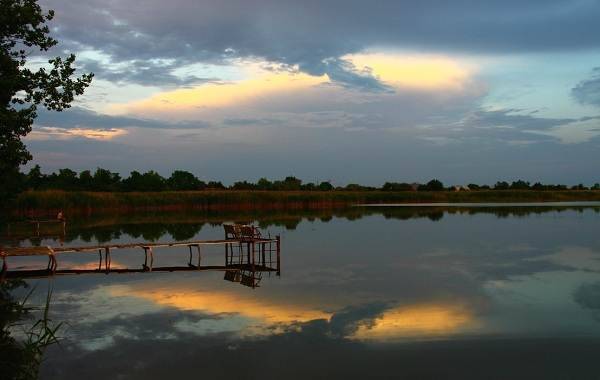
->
xmin=231 ymin=180 xmax=256 ymax=190
xmin=531 ymin=182 xmax=545 ymax=190
xmin=273 ymin=176 xmax=302 ymax=190
xmin=25 ymin=164 xmax=44 ymax=189
xmin=122 ymin=171 xmax=166 ymax=192
xmin=1 ymin=0 xmax=93 ymax=207
xmin=92 ymin=168 xmax=121 ymax=191
xmin=510 ymin=180 xmax=530 ymax=190
xmin=571 ymin=184 xmax=588 ymax=190
xmin=256 ymin=177 xmax=273 ymax=190
xmin=382 ymin=182 xmax=413 ymax=191
xmin=494 ymin=181 xmax=510 ymax=190
xmin=318 ymin=181 xmax=334 ymax=191
xmin=78 ymin=170 xmax=93 ymax=190
xmin=54 ymin=168 xmax=78 ymax=190
xmin=207 ymin=181 xmax=225 ymax=190
xmin=167 ymin=170 xmax=203 ymax=191
xmin=419 ymin=179 xmax=444 ymax=191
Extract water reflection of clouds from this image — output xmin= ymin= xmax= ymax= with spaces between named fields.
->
xmin=352 ymin=303 xmax=475 ymax=340
xmin=108 ymin=284 xmax=331 ymax=325
xmin=29 ymin=207 xmax=600 ymax=378
xmin=574 ymin=281 xmax=600 ymax=322
xmin=107 ymin=282 xmax=483 ymax=342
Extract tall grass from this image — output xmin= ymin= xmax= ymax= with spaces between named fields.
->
xmin=12 ymin=189 xmax=600 ymax=217
xmin=1 ymin=282 xmax=62 ymax=380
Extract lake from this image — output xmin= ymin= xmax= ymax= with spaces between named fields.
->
xmin=3 ymin=204 xmax=600 ymax=379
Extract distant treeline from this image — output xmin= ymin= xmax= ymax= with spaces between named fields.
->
xmin=18 ymin=166 xmax=600 ymax=192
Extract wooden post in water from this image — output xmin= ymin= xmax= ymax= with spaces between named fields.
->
xmin=196 ymin=244 xmax=201 ymax=268
xmin=276 ymin=235 xmax=281 ymax=276
xmin=251 ymin=240 xmax=255 ymax=271
xmin=225 ymin=242 xmax=229 ymax=264
xmin=105 ymin=247 xmax=111 ymax=272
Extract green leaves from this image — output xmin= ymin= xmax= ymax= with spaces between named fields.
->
xmin=1 ymin=0 xmax=93 ymax=209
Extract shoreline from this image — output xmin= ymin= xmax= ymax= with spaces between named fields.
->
xmin=10 ymin=189 xmax=600 ymax=217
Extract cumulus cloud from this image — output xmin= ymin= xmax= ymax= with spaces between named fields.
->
xmin=107 ymin=54 xmax=482 ymax=131
xmin=39 ymin=0 xmax=600 ymax=87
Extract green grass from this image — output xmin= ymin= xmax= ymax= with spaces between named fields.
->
xmin=11 ymin=189 xmax=600 ymax=216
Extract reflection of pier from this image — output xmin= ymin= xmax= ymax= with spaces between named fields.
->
xmin=0 ymin=227 xmax=280 ymax=288
xmin=5 ymin=218 xmax=67 ymax=238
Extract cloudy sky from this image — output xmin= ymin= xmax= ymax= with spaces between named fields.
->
xmin=27 ymin=0 xmax=600 ymax=185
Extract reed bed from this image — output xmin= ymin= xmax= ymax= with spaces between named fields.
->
xmin=11 ymin=189 xmax=600 ymax=217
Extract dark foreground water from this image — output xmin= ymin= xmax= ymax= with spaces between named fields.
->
xmin=4 ymin=205 xmax=600 ymax=379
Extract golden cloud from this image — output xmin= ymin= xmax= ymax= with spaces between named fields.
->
xmin=110 ymin=70 xmax=328 ymax=119
xmin=28 ymin=127 xmax=128 ymax=141
xmin=344 ymin=52 xmax=472 ymax=90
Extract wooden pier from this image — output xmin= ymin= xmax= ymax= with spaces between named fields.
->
xmin=0 ymin=233 xmax=281 ymax=288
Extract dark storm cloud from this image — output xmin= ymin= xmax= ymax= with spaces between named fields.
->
xmin=40 ymin=0 xmax=600 ymax=88
xmin=304 ymin=58 xmax=392 ymax=92
xmin=573 ymin=68 xmax=600 ymax=107
xmin=35 ymin=107 xmax=211 ymax=129
xmin=78 ymin=59 xmax=218 ymax=88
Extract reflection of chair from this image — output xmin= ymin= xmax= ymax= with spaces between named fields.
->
xmin=240 ymin=225 xmax=261 ymax=239
xmin=224 ymin=270 xmax=241 ymax=282
xmin=240 ymin=269 xmax=262 ymax=288
xmin=224 ymin=224 xmax=241 ymax=239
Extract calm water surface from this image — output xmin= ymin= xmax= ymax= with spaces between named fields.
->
xmin=4 ymin=205 xmax=600 ymax=379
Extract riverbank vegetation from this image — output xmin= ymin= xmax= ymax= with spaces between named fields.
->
xmin=17 ymin=166 xmax=600 ymax=192
xmin=12 ymin=188 xmax=600 ymax=217
xmin=8 ymin=167 xmax=600 ymax=215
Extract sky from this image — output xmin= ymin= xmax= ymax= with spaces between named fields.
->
xmin=25 ymin=0 xmax=600 ymax=185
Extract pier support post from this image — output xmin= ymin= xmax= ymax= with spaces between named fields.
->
xmin=276 ymin=235 xmax=281 ymax=276
xmin=196 ymin=245 xmax=201 ymax=268
xmin=142 ymin=247 xmax=153 ymax=271
xmin=105 ymin=247 xmax=111 ymax=272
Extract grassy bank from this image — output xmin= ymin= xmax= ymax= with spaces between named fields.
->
xmin=10 ymin=189 xmax=600 ymax=217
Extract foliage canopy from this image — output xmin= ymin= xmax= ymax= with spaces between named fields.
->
xmin=1 ymin=0 xmax=93 ymax=207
